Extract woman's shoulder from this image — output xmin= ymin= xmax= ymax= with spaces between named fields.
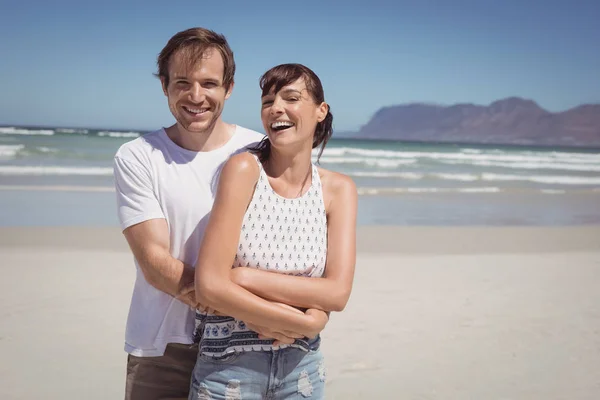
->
xmin=224 ymin=151 xmax=259 ymax=171
xmin=220 ymin=151 xmax=261 ymax=186
xmin=316 ymin=166 xmax=357 ymax=197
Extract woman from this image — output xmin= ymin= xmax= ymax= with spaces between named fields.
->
xmin=191 ymin=63 xmax=357 ymax=399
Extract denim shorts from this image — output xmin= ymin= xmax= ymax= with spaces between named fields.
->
xmin=189 ymin=338 xmax=325 ymax=399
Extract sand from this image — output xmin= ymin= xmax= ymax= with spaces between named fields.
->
xmin=1 ymin=226 xmax=599 ymax=399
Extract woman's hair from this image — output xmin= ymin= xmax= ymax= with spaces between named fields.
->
xmin=251 ymin=63 xmax=333 ymax=162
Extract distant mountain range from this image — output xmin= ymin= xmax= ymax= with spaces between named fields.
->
xmin=342 ymin=97 xmax=600 ymax=147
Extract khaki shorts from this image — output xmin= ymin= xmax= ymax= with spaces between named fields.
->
xmin=125 ymin=343 xmax=198 ymax=400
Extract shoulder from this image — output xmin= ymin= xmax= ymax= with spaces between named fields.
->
xmin=317 ymin=167 xmax=357 ymax=198
xmin=317 ymin=167 xmax=357 ymax=216
xmin=220 ymin=152 xmax=261 ymax=185
xmin=232 ymin=125 xmax=266 ymax=147
xmin=214 ymin=152 xmax=261 ymax=204
xmin=114 ymin=129 xmax=163 ymax=163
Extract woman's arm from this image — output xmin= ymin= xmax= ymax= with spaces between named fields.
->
xmin=195 ymin=153 xmax=327 ymax=338
xmin=231 ymin=171 xmax=357 ymax=312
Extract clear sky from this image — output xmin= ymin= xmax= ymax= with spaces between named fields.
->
xmin=1 ymin=0 xmax=599 ymax=132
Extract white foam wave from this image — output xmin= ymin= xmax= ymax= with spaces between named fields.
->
xmin=321 ymin=146 xmax=600 ymax=165
xmin=350 ymin=171 xmax=483 ymax=182
xmin=481 ymin=173 xmax=600 ymax=185
xmin=357 ymin=187 xmax=502 ymax=195
xmin=458 ymin=187 xmax=502 ymax=193
xmin=460 ymin=148 xmax=483 ymax=154
xmin=0 ymin=144 xmax=25 ymax=157
xmin=445 ymin=159 xmax=600 ymax=172
xmin=523 ymin=150 xmax=600 ymax=162
xmin=0 ymin=185 xmax=114 ymax=192
xmin=56 ymin=128 xmax=89 ymax=134
xmin=0 ymin=166 xmax=113 ymax=176
xmin=540 ymin=189 xmax=566 ymax=194
xmin=356 ymin=186 xmax=600 ymax=195
xmin=348 ymin=170 xmax=600 ymax=185
xmin=349 ymin=171 xmax=424 ymax=179
xmin=433 ymin=173 xmax=479 ymax=182
xmin=36 ymin=146 xmax=59 ymax=153
xmin=316 ymin=156 xmax=416 ymax=168
xmin=98 ymin=131 xmax=140 ymax=138
xmin=0 ymin=127 xmax=55 ymax=136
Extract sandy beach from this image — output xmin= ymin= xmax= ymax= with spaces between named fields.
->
xmin=1 ymin=226 xmax=599 ymax=399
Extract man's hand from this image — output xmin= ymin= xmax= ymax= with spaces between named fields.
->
xmin=174 ymin=281 xmax=197 ymax=308
xmin=174 ymin=282 xmax=215 ymax=314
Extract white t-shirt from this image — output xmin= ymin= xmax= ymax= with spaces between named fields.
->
xmin=113 ymin=125 xmax=264 ymax=357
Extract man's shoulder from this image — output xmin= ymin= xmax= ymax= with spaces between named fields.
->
xmin=114 ymin=129 xmax=164 ymax=162
xmin=232 ymin=125 xmax=265 ymax=148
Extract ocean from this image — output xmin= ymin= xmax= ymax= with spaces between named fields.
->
xmin=1 ymin=125 xmax=599 ymax=226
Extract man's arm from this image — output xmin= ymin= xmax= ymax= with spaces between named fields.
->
xmin=231 ymin=172 xmax=358 ymax=312
xmin=114 ymin=154 xmax=200 ymax=309
xmin=122 ymin=218 xmax=198 ymax=308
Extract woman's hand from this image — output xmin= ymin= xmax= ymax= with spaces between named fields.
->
xmin=250 ymin=302 xmax=304 ymax=346
xmin=267 ymin=302 xmax=329 ymax=338
xmin=245 ymin=321 xmax=302 ymax=346
xmin=244 ymin=302 xmax=328 ymax=345
xmin=304 ymin=308 xmax=329 ymax=338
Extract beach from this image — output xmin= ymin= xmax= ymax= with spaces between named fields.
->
xmin=1 ymin=226 xmax=599 ymax=399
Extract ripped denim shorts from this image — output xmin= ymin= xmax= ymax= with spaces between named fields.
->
xmin=189 ymin=337 xmax=325 ymax=400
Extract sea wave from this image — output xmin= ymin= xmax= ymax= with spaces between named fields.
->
xmin=480 ymin=173 xmax=600 ymax=185
xmin=443 ymin=159 xmax=600 ymax=172
xmin=36 ymin=146 xmax=60 ymax=153
xmin=356 ymin=186 xmax=600 ymax=195
xmin=0 ymin=183 xmax=595 ymax=196
xmin=55 ymin=128 xmax=89 ymax=134
xmin=433 ymin=173 xmax=479 ymax=182
xmin=540 ymin=189 xmax=566 ymax=194
xmin=98 ymin=131 xmax=141 ymax=138
xmin=0 ymin=144 xmax=25 ymax=157
xmin=0 ymin=127 xmax=55 ymax=136
xmin=0 ymin=185 xmax=114 ymax=192
xmin=321 ymin=146 xmax=600 ymax=165
xmin=0 ymin=127 xmax=141 ymax=137
xmin=315 ymin=156 xmax=416 ymax=168
xmin=459 ymin=148 xmax=484 ymax=154
xmin=348 ymin=170 xmax=600 ymax=185
xmin=0 ymin=166 xmax=113 ymax=176
xmin=349 ymin=171 xmax=424 ymax=179
xmin=357 ymin=186 xmax=502 ymax=195
xmin=2 ymin=163 xmax=598 ymax=186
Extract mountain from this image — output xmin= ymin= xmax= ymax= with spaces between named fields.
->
xmin=353 ymin=97 xmax=600 ymax=147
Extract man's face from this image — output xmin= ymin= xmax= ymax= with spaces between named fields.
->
xmin=161 ymin=48 xmax=232 ymax=135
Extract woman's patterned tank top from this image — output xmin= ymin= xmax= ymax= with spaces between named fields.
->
xmin=194 ymin=154 xmax=328 ymax=357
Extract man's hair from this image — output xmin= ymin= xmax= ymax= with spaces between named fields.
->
xmin=156 ymin=27 xmax=235 ymax=89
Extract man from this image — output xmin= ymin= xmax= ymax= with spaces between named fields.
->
xmin=114 ymin=28 xmax=328 ymax=399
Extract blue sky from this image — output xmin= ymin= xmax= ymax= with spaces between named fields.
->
xmin=1 ymin=0 xmax=599 ymax=132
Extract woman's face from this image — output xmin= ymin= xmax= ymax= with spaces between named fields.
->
xmin=261 ymin=78 xmax=327 ymax=151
